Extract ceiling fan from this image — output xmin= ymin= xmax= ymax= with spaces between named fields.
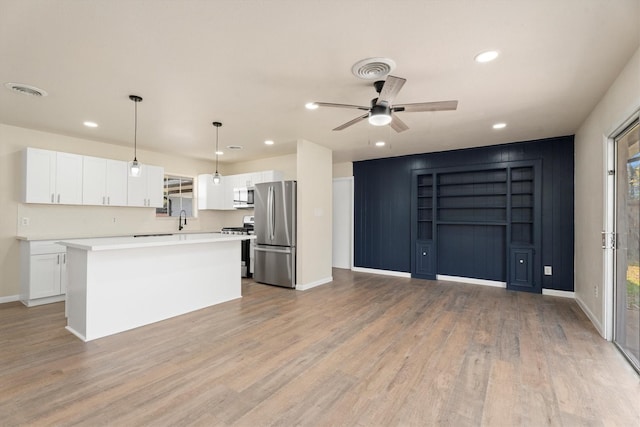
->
xmin=307 ymin=75 xmax=458 ymax=133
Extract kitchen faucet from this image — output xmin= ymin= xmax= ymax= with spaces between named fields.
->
xmin=178 ymin=210 xmax=187 ymax=231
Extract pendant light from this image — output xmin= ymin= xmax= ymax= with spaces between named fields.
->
xmin=129 ymin=95 xmax=143 ymax=177
xmin=212 ymin=121 xmax=222 ymax=185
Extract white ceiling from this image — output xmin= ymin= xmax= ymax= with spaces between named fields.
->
xmin=1 ymin=0 xmax=639 ymax=165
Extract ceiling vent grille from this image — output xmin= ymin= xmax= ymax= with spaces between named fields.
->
xmin=351 ymin=57 xmax=396 ymax=80
xmin=4 ymin=82 xmax=48 ymax=97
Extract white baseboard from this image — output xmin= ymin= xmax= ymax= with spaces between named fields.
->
xmin=351 ymin=267 xmax=411 ymax=278
xmin=296 ymin=276 xmax=333 ymax=291
xmin=542 ymin=289 xmax=575 ymax=298
xmin=575 ymin=294 xmax=605 ymax=337
xmin=437 ymin=275 xmax=506 ymax=288
xmin=0 ymin=294 xmax=20 ymax=304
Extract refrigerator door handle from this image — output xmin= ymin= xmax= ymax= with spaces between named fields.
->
xmin=254 ymin=246 xmax=292 ymax=254
xmin=269 ymin=185 xmax=275 ymax=241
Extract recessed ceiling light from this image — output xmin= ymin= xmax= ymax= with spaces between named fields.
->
xmin=375 ymin=141 xmax=386 ymax=147
xmin=264 ymin=140 xmax=274 ymax=145
xmin=4 ymin=82 xmax=48 ymax=97
xmin=305 ymin=102 xmax=318 ymax=110
xmin=83 ymin=121 xmax=98 ymax=128
xmin=492 ymin=123 xmax=507 ymax=129
xmin=474 ymin=50 xmax=499 ymax=63
xmin=215 ymin=151 xmax=224 ymax=155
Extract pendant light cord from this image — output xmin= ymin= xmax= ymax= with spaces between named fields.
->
xmin=215 ymin=124 xmax=219 ymax=173
xmin=133 ymin=100 xmax=138 ymax=162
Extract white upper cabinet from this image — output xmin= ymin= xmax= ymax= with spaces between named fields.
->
xmin=82 ymin=156 xmax=128 ymax=206
xmin=197 ymin=170 xmax=283 ymax=210
xmin=24 ymin=148 xmax=83 ymax=204
xmin=197 ymin=173 xmax=235 ymax=210
xmin=127 ymin=164 xmax=165 ymax=207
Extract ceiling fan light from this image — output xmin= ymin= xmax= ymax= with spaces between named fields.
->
xmin=369 ymin=113 xmax=392 ymax=126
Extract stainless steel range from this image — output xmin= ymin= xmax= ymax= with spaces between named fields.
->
xmin=221 ymin=215 xmax=254 ymax=277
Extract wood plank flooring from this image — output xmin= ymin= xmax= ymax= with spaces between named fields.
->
xmin=1 ymin=269 xmax=639 ymax=426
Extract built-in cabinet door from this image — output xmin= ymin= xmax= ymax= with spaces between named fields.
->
xmin=24 ymin=148 xmax=56 ymax=203
xmin=509 ymin=248 xmax=534 ymax=289
xmin=146 ymin=164 xmax=165 ymax=208
xmin=82 ymin=156 xmax=108 ymax=205
xmin=415 ymin=241 xmax=435 ymax=279
xmin=55 ymin=152 xmax=83 ymax=205
xmin=127 ymin=166 xmax=148 ymax=207
xmin=105 ymin=159 xmax=128 ymax=206
xmin=30 ymin=253 xmax=62 ymax=299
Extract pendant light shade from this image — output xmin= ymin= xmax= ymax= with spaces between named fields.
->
xmin=129 ymin=95 xmax=143 ymax=177
xmin=212 ymin=121 xmax=222 ymax=185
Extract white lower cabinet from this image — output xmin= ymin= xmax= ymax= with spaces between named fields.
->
xmin=20 ymin=240 xmax=67 ymax=307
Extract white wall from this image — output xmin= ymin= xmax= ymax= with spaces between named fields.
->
xmin=574 ymin=46 xmax=640 ymax=336
xmin=333 ymin=162 xmax=353 ymax=178
xmin=296 ymin=139 xmax=333 ymax=290
xmin=0 ymin=124 xmax=224 ymax=299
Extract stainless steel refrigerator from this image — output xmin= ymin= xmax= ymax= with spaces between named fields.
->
xmin=254 ymin=180 xmax=296 ymax=288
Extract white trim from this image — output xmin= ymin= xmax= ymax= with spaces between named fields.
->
xmin=0 ymin=294 xmax=20 ymax=304
xmin=437 ymin=274 xmax=506 ymax=288
xmin=296 ymin=276 xmax=333 ymax=291
xmin=351 ymin=267 xmax=411 ymax=278
xmin=542 ymin=289 xmax=575 ymax=299
xmin=575 ymin=294 xmax=605 ymax=337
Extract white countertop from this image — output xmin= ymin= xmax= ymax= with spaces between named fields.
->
xmin=58 ymin=233 xmax=255 ymax=251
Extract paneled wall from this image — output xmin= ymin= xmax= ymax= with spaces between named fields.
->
xmin=354 ymin=135 xmax=574 ymax=291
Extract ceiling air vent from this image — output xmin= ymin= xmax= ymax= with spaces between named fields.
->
xmin=351 ymin=57 xmax=396 ymax=80
xmin=4 ymin=82 xmax=48 ymax=97
xmin=227 ymin=145 xmax=243 ymax=150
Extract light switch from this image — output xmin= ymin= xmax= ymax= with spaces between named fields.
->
xmin=544 ymin=266 xmax=552 ymax=275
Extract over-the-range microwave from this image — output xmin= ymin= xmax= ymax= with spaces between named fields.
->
xmin=233 ymin=187 xmax=254 ymax=208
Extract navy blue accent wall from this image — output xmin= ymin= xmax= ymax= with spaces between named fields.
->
xmin=353 ymin=135 xmax=574 ymax=291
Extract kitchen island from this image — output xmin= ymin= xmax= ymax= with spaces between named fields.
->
xmin=59 ymin=233 xmax=255 ymax=341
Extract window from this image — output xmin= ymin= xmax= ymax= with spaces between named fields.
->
xmin=156 ymin=175 xmax=194 ymax=217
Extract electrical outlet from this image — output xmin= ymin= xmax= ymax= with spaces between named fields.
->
xmin=21 ymin=217 xmax=30 ymax=226
xmin=544 ymin=266 xmax=552 ymax=275
xmin=112 ymin=217 xmax=116 ymax=223
xmin=594 ymin=285 xmax=599 ymax=298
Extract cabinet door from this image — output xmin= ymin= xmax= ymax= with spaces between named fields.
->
xmin=415 ymin=241 xmax=435 ymax=279
xmin=127 ymin=165 xmax=148 ymax=206
xmin=30 ymin=253 xmax=62 ymax=299
xmin=509 ymin=247 xmax=534 ymax=289
xmin=56 ymin=152 xmax=83 ymax=204
xmin=146 ymin=165 xmax=165 ymax=208
xmin=197 ymin=174 xmax=211 ymax=210
xmin=82 ymin=156 xmax=107 ymax=205
xmin=105 ymin=159 xmax=128 ymax=206
xmin=24 ymin=148 xmax=56 ymax=203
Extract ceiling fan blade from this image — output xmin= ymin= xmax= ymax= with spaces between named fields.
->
xmin=393 ymin=100 xmax=458 ymax=112
xmin=377 ymin=75 xmax=406 ymax=106
xmin=390 ymin=115 xmax=409 ymax=133
xmin=314 ymin=102 xmax=369 ymax=111
xmin=333 ymin=114 xmax=368 ymax=131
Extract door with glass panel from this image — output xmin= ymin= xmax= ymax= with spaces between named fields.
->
xmin=614 ymin=120 xmax=640 ymax=372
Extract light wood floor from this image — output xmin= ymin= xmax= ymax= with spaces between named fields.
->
xmin=1 ymin=269 xmax=639 ymax=426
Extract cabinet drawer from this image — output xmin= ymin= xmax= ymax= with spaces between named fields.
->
xmin=30 ymin=241 xmax=66 ymax=255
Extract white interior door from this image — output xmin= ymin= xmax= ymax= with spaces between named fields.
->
xmin=332 ymin=177 xmax=353 ymax=269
